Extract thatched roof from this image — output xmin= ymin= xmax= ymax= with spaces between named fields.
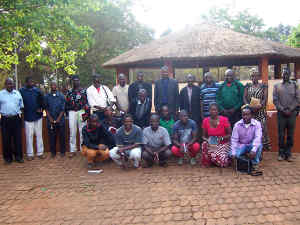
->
xmin=103 ymin=23 xmax=300 ymax=68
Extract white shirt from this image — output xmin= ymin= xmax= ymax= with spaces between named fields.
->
xmin=86 ymin=85 xmax=116 ymax=108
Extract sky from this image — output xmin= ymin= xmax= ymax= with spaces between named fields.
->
xmin=132 ymin=0 xmax=300 ymax=37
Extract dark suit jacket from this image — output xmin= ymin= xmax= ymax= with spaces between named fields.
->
xmin=179 ymin=85 xmax=201 ymax=123
xmin=154 ymin=78 xmax=179 ymax=115
xmin=128 ymin=81 xmax=152 ymax=106
xmin=129 ymin=98 xmax=152 ymax=129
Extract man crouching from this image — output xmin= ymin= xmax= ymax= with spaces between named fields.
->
xmin=142 ymin=114 xmax=172 ymax=167
xmin=109 ymin=114 xmax=142 ymax=169
xmin=81 ymin=114 xmax=115 ymax=169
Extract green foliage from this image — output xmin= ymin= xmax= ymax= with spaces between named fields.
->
xmin=288 ymin=24 xmax=300 ymax=48
xmin=201 ymin=7 xmax=292 ymax=43
xmin=75 ymin=0 xmax=154 ymax=87
xmin=0 ymin=0 xmax=103 ymax=75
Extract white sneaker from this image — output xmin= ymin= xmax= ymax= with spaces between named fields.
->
xmin=178 ymin=158 xmax=184 ymax=165
xmin=190 ymin=158 xmax=197 ymax=166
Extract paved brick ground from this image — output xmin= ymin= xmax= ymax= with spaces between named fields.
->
xmin=1 ymin=152 xmax=300 ymax=225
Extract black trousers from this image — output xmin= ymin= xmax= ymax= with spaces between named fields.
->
xmin=277 ymin=111 xmax=297 ymax=158
xmin=47 ymin=123 xmax=66 ymax=155
xmin=222 ymin=109 xmax=242 ymax=128
xmin=1 ymin=116 xmax=23 ymax=162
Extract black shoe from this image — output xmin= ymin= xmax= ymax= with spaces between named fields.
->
xmin=87 ymin=163 xmax=94 ymax=169
xmin=159 ymin=161 xmax=168 ymax=167
xmin=4 ymin=160 xmax=12 ymax=165
xmin=60 ymin=153 xmax=65 ymax=157
xmin=16 ymin=159 xmax=24 ymax=163
xmin=51 ymin=153 xmax=56 ymax=158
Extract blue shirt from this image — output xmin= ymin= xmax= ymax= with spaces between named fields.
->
xmin=0 ymin=89 xmax=24 ymax=116
xmin=200 ymin=82 xmax=220 ymax=117
xmin=172 ymin=119 xmax=197 ymax=143
xmin=44 ymin=91 xmax=65 ymax=123
xmin=19 ymin=86 xmax=44 ymax=122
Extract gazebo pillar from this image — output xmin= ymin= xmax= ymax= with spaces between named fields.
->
xmin=274 ymin=63 xmax=281 ymax=79
xmin=116 ymin=67 xmax=130 ymax=84
xmin=164 ymin=60 xmax=175 ymax=78
xmin=295 ymin=61 xmax=300 ymax=79
xmin=259 ymin=57 xmax=269 ymax=84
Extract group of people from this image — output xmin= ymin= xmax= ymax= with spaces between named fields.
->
xmin=0 ymin=65 xmax=299 ymax=176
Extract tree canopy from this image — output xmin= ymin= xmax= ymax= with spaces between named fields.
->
xmin=201 ymin=7 xmax=293 ymax=43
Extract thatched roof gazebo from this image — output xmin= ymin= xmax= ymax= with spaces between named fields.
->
xmin=103 ymin=23 xmax=300 ymax=82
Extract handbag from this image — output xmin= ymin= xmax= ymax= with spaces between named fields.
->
xmin=249 ymin=97 xmax=261 ymax=107
xmin=236 ymin=156 xmax=252 ymax=174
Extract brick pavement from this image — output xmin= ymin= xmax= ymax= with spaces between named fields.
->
xmin=1 ymin=152 xmax=300 ymax=225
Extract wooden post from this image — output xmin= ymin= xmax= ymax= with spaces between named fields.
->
xmin=295 ymin=62 xmax=300 ymax=79
xmin=260 ymin=57 xmax=269 ymax=84
xmin=116 ymin=67 xmax=130 ymax=84
xmin=164 ymin=60 xmax=175 ymax=78
xmin=274 ymin=64 xmax=281 ymax=79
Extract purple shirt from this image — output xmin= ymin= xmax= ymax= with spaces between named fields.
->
xmin=231 ymin=119 xmax=262 ymax=155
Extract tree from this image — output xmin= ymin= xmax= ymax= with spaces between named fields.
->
xmin=0 ymin=0 xmax=103 ymax=76
xmin=288 ymin=24 xmax=300 ymax=48
xmin=201 ymin=7 xmax=291 ymax=43
xmin=74 ymin=0 xmax=154 ymax=87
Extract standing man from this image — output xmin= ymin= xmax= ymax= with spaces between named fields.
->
xmin=154 ymin=66 xmax=179 ymax=117
xmin=179 ymin=74 xmax=201 ymax=124
xmin=128 ymin=71 xmax=152 ymax=107
xmin=142 ymin=114 xmax=172 ymax=167
xmin=171 ymin=110 xmax=200 ymax=165
xmin=87 ymin=74 xmax=115 ymax=121
xmin=112 ymin=73 xmax=129 ymax=114
xmin=66 ymin=75 xmax=89 ymax=158
xmin=20 ymin=76 xmax=45 ymax=160
xmin=109 ymin=114 xmax=143 ymax=169
xmin=273 ymin=69 xmax=300 ymax=162
xmin=216 ymin=69 xmax=244 ymax=127
xmin=0 ymin=78 xmax=24 ymax=164
xmin=44 ymin=81 xmax=66 ymax=158
xmin=200 ymin=72 xmax=220 ymax=118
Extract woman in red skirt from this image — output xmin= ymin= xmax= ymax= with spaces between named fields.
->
xmin=202 ymin=103 xmax=232 ymax=167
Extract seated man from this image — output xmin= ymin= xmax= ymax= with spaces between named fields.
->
xmin=101 ymin=107 xmax=122 ymax=135
xmin=130 ymin=89 xmax=151 ymax=129
xmin=109 ymin=114 xmax=143 ymax=169
xmin=81 ymin=114 xmax=115 ymax=169
xmin=171 ymin=110 xmax=200 ymax=165
xmin=142 ymin=114 xmax=172 ymax=167
xmin=230 ymin=106 xmax=263 ymax=175
xmin=159 ymin=105 xmax=175 ymax=137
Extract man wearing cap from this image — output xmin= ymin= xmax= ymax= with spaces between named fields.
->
xmin=112 ymin=73 xmax=129 ymax=114
xmin=154 ymin=66 xmax=179 ymax=117
xmin=0 ymin=78 xmax=24 ymax=164
xmin=179 ymin=74 xmax=201 ymax=124
xmin=86 ymin=74 xmax=116 ymax=121
xmin=128 ymin=71 xmax=152 ymax=109
xmin=66 ymin=75 xmax=89 ymax=157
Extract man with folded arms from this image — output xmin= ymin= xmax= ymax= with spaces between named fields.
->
xmin=142 ymin=114 xmax=172 ymax=167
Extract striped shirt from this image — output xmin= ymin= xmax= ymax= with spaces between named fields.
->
xmin=200 ymin=82 xmax=220 ymax=117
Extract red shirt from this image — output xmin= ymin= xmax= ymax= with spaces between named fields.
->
xmin=202 ymin=116 xmax=230 ymax=144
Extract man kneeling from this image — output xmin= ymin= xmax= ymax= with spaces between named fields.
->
xmin=142 ymin=114 xmax=172 ymax=167
xmin=81 ymin=114 xmax=115 ymax=169
xmin=109 ymin=114 xmax=142 ymax=169
xmin=231 ymin=106 xmax=263 ymax=175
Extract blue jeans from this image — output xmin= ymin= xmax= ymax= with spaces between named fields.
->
xmin=231 ymin=144 xmax=262 ymax=165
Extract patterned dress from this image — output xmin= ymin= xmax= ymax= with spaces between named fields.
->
xmin=245 ymin=83 xmax=271 ymax=150
xmin=201 ymin=116 xmax=231 ymax=167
